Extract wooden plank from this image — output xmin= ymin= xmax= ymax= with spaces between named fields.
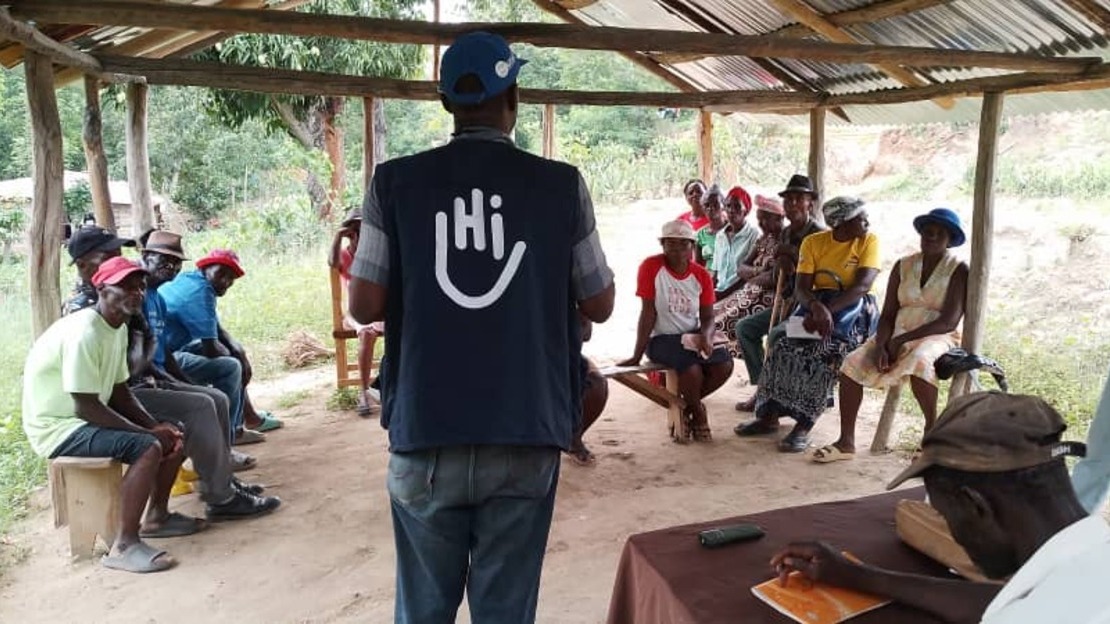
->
xmin=824 ymin=64 xmax=1110 ymax=106
xmin=125 ymin=82 xmax=155 ymax=238
xmin=769 ymin=0 xmax=955 ymax=109
xmin=82 ymin=75 xmax=115 ymax=233
xmin=609 ymin=372 xmax=673 ymax=409
xmin=542 ymin=103 xmax=556 ymax=159
xmin=951 ymin=91 xmax=1004 ymax=401
xmin=698 ymin=110 xmax=713 ymax=183
xmin=808 ymin=107 xmax=825 ymax=206
xmin=1061 ymin=0 xmax=1110 ymax=35
xmin=772 ymin=0 xmax=954 ymax=39
xmin=25 ymin=50 xmax=64 ymax=339
xmin=0 ymin=7 xmax=138 ymax=82
xmin=96 ymin=55 xmax=821 ymax=109
xmin=12 ymin=0 xmax=1100 ymax=73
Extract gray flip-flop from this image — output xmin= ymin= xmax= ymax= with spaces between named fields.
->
xmin=101 ymin=541 xmax=176 ymax=574
xmin=139 ymin=512 xmax=207 ymax=538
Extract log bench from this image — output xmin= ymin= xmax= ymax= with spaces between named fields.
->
xmin=49 ymin=457 xmax=122 ymax=559
xmin=597 ymin=363 xmax=688 ymax=443
xmin=329 ymin=266 xmax=380 ymax=390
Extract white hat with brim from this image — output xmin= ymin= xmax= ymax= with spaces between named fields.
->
xmin=659 ymin=220 xmax=697 ymax=241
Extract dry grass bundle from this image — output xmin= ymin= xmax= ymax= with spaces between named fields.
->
xmin=282 ymin=330 xmax=332 ymax=369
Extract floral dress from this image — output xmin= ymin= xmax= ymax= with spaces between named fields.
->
xmin=840 ymin=251 xmax=961 ymax=388
xmin=713 ymin=233 xmax=779 ymax=358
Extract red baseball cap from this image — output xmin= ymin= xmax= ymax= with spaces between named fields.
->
xmin=91 ymin=256 xmax=147 ymax=287
xmin=195 ymin=249 xmax=245 ymax=278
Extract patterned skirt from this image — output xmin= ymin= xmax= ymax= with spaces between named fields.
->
xmin=755 ymin=295 xmax=879 ymax=428
xmin=713 ymin=282 xmax=775 ymax=358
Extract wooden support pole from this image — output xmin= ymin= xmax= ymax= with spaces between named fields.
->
xmin=362 ymin=96 xmax=376 ymax=193
xmin=24 ymin=51 xmax=64 ymax=338
xmin=950 ymin=91 xmax=1004 ymax=402
xmin=125 ymin=82 xmax=155 ymax=238
xmin=808 ymin=107 xmax=826 ymax=208
xmin=432 ymin=0 xmax=441 ymax=82
xmin=15 ymin=0 xmax=1100 ymax=74
xmin=82 ymin=76 xmax=115 ymax=233
xmin=542 ymin=103 xmax=556 ymax=159
xmin=698 ymin=110 xmax=713 ymax=184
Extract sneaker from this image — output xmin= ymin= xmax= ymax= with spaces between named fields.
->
xmin=231 ymin=476 xmax=265 ymax=495
xmin=206 ymin=491 xmax=282 ymax=521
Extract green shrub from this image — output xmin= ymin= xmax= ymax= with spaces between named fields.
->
xmin=61 ymin=181 xmax=92 ymax=223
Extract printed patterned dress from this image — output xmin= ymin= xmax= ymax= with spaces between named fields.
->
xmin=840 ymin=251 xmax=962 ymax=388
xmin=713 ymin=232 xmax=779 ymax=358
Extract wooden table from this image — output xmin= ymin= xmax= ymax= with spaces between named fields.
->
xmin=606 ymin=488 xmax=952 ymax=624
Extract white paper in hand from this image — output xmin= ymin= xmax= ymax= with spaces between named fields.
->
xmin=785 ymin=316 xmax=822 ymax=340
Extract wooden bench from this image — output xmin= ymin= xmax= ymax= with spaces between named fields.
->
xmin=329 ymin=266 xmax=380 ymax=390
xmin=49 ymin=457 xmax=122 ymax=559
xmin=597 ymin=363 xmax=688 ymax=443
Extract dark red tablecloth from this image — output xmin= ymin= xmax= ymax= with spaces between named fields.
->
xmin=607 ymin=487 xmax=952 ymax=624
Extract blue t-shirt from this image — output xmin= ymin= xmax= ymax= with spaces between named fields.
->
xmin=158 ymin=270 xmax=218 ymax=354
xmin=142 ymin=290 xmax=169 ymax=369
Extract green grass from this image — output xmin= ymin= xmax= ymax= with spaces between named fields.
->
xmin=275 ymin=389 xmax=313 ymax=410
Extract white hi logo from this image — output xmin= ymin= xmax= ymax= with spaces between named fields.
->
xmin=435 ymin=188 xmax=527 ymax=309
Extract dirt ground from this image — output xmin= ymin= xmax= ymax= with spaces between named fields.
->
xmin=0 ymin=363 xmax=917 ymax=624
xmin=3 ymin=195 xmax=1107 ymax=622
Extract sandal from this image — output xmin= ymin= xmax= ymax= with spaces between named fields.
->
xmin=230 ymin=450 xmax=256 ymax=472
xmin=101 ymin=541 xmax=176 ymax=574
xmin=811 ymin=444 xmax=855 ymax=463
xmin=734 ymin=397 xmax=757 ymax=412
xmin=253 ymin=411 xmax=284 ymax=432
xmin=778 ymin=425 xmax=813 ymax=453
xmin=139 ymin=512 xmax=207 ymax=539
xmin=232 ymin=428 xmax=266 ymax=446
xmin=566 ymin=443 xmax=597 ymax=466
xmin=734 ymin=418 xmax=778 ymax=437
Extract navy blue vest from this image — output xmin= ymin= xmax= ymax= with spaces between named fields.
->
xmin=375 ymin=138 xmax=583 ymax=452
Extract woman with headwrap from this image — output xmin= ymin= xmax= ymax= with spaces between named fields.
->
xmin=713 ymin=195 xmax=785 ymax=358
xmin=735 ymin=196 xmax=881 ymax=453
xmin=712 ymin=185 xmax=759 ymax=298
xmin=812 ymin=208 xmax=968 ymax=463
xmin=677 ymin=179 xmax=709 ymax=230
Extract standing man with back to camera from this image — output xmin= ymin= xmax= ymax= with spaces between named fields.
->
xmin=347 ymin=32 xmax=615 ymax=624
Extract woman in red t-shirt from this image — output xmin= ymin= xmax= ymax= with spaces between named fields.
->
xmin=677 ymin=179 xmax=709 ymax=231
xmin=619 ymin=220 xmax=734 ymax=442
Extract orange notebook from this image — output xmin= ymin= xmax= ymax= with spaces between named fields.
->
xmin=751 ymin=571 xmax=891 ymax=624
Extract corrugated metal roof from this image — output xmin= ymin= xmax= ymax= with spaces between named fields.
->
xmin=573 ymin=0 xmax=1110 ymax=124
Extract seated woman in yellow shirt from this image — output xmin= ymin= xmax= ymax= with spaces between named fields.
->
xmin=735 ymin=196 xmax=881 ymax=453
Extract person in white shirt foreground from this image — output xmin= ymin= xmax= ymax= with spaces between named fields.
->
xmin=771 ymin=391 xmax=1108 ymax=623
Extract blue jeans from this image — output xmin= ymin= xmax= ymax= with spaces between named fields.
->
xmin=1072 ymin=364 xmax=1110 ymax=513
xmin=388 ymin=445 xmax=560 ymax=624
xmin=174 ymin=343 xmax=243 ymax=443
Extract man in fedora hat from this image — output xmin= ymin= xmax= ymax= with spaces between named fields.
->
xmin=347 ymin=31 xmax=615 ymax=622
xmin=733 ymin=174 xmax=825 ymax=414
xmin=133 ymin=231 xmax=280 ymax=520
xmin=771 ymin=392 xmax=1104 ymax=623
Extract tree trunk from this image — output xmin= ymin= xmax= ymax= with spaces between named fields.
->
xmin=319 ymin=96 xmax=344 ymax=220
xmin=25 ymin=51 xmax=65 ymax=338
xmin=126 ymin=82 xmax=155 ymax=237
xmin=373 ymin=97 xmax=386 ymax=168
xmin=83 ymin=76 xmax=115 ymax=232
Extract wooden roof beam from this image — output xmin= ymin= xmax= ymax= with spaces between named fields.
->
xmin=96 ymin=54 xmax=821 ymax=110
xmin=0 ymin=7 xmax=140 ymax=81
xmin=1060 ymin=0 xmax=1110 ymax=35
xmin=824 ymin=63 xmax=1110 ymax=106
xmin=530 ymin=0 xmax=694 ymax=93
xmin=770 ymin=0 xmax=955 ymax=109
xmin=9 ymin=0 xmax=1100 ymax=73
xmin=771 ymin=0 xmax=955 ymax=39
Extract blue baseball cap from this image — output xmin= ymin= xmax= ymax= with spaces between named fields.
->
xmin=913 ymin=207 xmax=966 ymax=247
xmin=438 ymin=32 xmax=527 ymax=105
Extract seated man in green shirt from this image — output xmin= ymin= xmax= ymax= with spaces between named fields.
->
xmin=22 ymin=257 xmax=202 ymax=574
